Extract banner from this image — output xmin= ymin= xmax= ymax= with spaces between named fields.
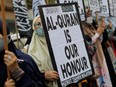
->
xmin=13 ymin=0 xmax=32 ymax=37
xmin=39 ymin=3 xmax=93 ymax=86
xmin=32 ymin=0 xmax=46 ymax=17
xmin=58 ymin=0 xmax=86 ymax=21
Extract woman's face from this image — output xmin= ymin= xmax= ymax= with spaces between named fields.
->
xmin=34 ymin=17 xmax=42 ymax=30
xmin=33 ymin=16 xmax=45 ymax=37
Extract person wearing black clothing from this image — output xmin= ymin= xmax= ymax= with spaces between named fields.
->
xmin=101 ymin=23 xmax=116 ymax=87
xmin=0 ymin=20 xmax=46 ymax=87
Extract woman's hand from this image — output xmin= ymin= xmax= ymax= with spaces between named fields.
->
xmin=101 ymin=17 xmax=106 ymax=29
xmin=4 ymin=79 xmax=15 ymax=87
xmin=4 ymin=51 xmax=19 ymax=71
xmin=44 ymin=71 xmax=59 ymax=81
xmin=96 ymin=26 xmax=104 ymax=35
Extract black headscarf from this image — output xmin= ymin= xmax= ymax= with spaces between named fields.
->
xmin=0 ymin=20 xmax=17 ymax=59
xmin=0 ymin=20 xmax=18 ymax=86
xmin=0 ymin=20 xmax=46 ymax=87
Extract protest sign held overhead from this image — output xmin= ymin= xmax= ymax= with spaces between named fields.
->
xmin=13 ymin=0 xmax=32 ymax=37
xmin=108 ymin=0 xmax=114 ymax=16
xmin=99 ymin=0 xmax=110 ymax=17
xmin=113 ymin=0 xmax=116 ymax=17
xmin=108 ymin=0 xmax=116 ymax=17
xmin=58 ymin=0 xmax=86 ymax=21
xmin=38 ymin=3 xmax=93 ymax=87
xmin=88 ymin=0 xmax=100 ymax=15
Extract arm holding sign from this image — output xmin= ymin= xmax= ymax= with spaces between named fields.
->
xmin=85 ymin=9 xmax=103 ymax=44
xmin=44 ymin=71 xmax=59 ymax=81
xmin=4 ymin=79 xmax=16 ymax=87
xmin=92 ymin=15 xmax=106 ymax=43
xmin=0 ymin=20 xmax=46 ymax=87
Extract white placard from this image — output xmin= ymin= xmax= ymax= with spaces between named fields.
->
xmin=83 ymin=0 xmax=89 ymax=8
xmin=108 ymin=0 xmax=116 ymax=17
xmin=113 ymin=0 xmax=116 ymax=17
xmin=58 ymin=0 xmax=86 ymax=21
xmin=88 ymin=0 xmax=100 ymax=13
xmin=39 ymin=3 xmax=93 ymax=87
xmin=99 ymin=0 xmax=110 ymax=17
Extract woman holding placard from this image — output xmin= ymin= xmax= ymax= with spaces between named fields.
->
xmin=28 ymin=16 xmax=59 ymax=87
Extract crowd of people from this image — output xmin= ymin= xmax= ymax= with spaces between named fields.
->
xmin=0 ymin=2 xmax=116 ymax=87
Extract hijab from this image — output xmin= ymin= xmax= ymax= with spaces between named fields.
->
xmin=28 ymin=16 xmax=58 ymax=87
xmin=28 ymin=16 xmax=53 ymax=72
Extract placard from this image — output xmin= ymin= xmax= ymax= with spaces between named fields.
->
xmin=83 ymin=0 xmax=89 ymax=8
xmin=57 ymin=0 xmax=86 ymax=21
xmin=88 ymin=0 xmax=100 ymax=13
xmin=39 ymin=3 xmax=93 ymax=87
xmin=99 ymin=0 xmax=110 ymax=17
xmin=108 ymin=0 xmax=116 ymax=17
xmin=108 ymin=0 xmax=114 ymax=16
xmin=113 ymin=0 xmax=116 ymax=17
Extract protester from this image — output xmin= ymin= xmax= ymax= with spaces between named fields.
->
xmin=81 ymin=8 xmax=113 ymax=87
xmin=101 ymin=18 xmax=116 ymax=86
xmin=0 ymin=20 xmax=46 ymax=87
xmin=28 ymin=16 xmax=59 ymax=87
